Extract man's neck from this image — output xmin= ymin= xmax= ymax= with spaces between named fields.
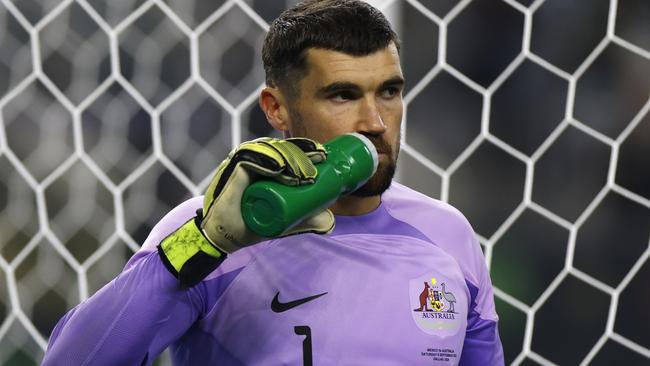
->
xmin=329 ymin=194 xmax=381 ymax=216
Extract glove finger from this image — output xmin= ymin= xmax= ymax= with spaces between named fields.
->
xmin=239 ymin=138 xmax=324 ymax=183
xmin=233 ymin=140 xmax=304 ymax=185
xmin=261 ymin=139 xmax=317 ymax=183
xmin=204 ymin=137 xmax=318 ymax=217
xmin=282 ymin=209 xmax=335 ymax=237
xmin=204 ymin=142 xmax=286 ymax=209
xmin=203 ymin=139 xmax=291 ymax=215
xmin=201 ymin=166 xmax=264 ymax=253
xmin=285 ymin=137 xmax=327 ymax=164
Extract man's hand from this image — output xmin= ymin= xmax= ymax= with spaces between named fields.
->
xmin=158 ymin=137 xmax=335 ymax=287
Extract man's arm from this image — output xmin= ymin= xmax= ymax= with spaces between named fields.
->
xmin=42 ymin=250 xmax=204 ymax=366
xmin=42 ymin=137 xmax=334 ymax=365
xmin=459 ymin=234 xmax=505 ymax=366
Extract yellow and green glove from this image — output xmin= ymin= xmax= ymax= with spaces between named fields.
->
xmin=158 ymin=137 xmax=335 ymax=287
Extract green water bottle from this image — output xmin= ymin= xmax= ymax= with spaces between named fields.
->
xmin=241 ymin=133 xmax=378 ymax=237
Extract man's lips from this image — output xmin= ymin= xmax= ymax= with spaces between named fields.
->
xmin=377 ymin=152 xmax=390 ymax=163
xmin=365 ymin=137 xmax=391 ymax=157
xmin=376 ymin=149 xmax=390 ymax=155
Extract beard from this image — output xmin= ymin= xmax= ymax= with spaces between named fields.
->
xmin=286 ymin=106 xmax=399 ymax=197
xmin=351 ymin=135 xmax=398 ymax=197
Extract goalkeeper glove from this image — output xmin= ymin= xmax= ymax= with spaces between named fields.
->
xmin=158 ymin=137 xmax=335 ymax=287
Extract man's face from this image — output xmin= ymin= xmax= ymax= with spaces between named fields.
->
xmin=284 ymin=42 xmax=404 ymax=196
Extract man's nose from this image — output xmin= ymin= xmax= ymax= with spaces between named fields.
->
xmin=357 ymin=97 xmax=387 ymax=135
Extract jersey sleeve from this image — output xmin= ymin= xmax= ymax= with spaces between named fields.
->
xmin=41 ymin=250 xmax=207 ymax=366
xmin=42 ymin=197 xmax=210 ymax=366
xmin=458 ymin=232 xmax=504 ymax=366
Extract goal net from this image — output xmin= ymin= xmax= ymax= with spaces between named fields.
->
xmin=0 ymin=0 xmax=648 ymax=365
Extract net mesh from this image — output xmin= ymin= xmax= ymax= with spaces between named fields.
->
xmin=0 ymin=0 xmax=649 ymax=365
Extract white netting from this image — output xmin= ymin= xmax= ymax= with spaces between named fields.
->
xmin=0 ymin=0 xmax=648 ymax=365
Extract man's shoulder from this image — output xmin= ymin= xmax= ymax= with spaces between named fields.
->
xmin=383 ymin=182 xmax=483 ymax=276
xmin=383 ymin=182 xmax=473 ymax=236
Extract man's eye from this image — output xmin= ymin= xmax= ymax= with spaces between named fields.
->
xmin=381 ymin=87 xmax=400 ymax=99
xmin=330 ymin=91 xmax=354 ymax=102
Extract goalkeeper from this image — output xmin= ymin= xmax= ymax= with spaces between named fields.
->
xmin=42 ymin=1 xmax=503 ymax=365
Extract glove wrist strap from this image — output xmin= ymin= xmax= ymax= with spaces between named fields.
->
xmin=158 ymin=216 xmax=227 ymax=288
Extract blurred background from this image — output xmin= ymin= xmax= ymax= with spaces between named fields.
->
xmin=0 ymin=0 xmax=648 ymax=365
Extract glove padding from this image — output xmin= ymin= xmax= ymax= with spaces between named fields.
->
xmin=201 ymin=137 xmax=334 ymax=252
xmin=159 ymin=137 xmax=335 ymax=287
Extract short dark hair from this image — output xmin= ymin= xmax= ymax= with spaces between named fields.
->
xmin=262 ymin=0 xmax=400 ymax=98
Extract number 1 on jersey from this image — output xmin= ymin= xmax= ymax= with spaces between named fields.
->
xmin=294 ymin=326 xmax=312 ymax=366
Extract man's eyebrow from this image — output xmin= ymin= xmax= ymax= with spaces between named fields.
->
xmin=316 ymin=82 xmax=362 ymax=97
xmin=316 ymin=77 xmax=405 ymax=97
xmin=380 ymin=76 xmax=405 ymax=89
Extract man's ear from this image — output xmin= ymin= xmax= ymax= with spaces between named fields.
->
xmin=259 ymin=87 xmax=290 ymax=132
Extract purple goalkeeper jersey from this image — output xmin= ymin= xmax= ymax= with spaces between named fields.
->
xmin=43 ymin=182 xmax=504 ymax=365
